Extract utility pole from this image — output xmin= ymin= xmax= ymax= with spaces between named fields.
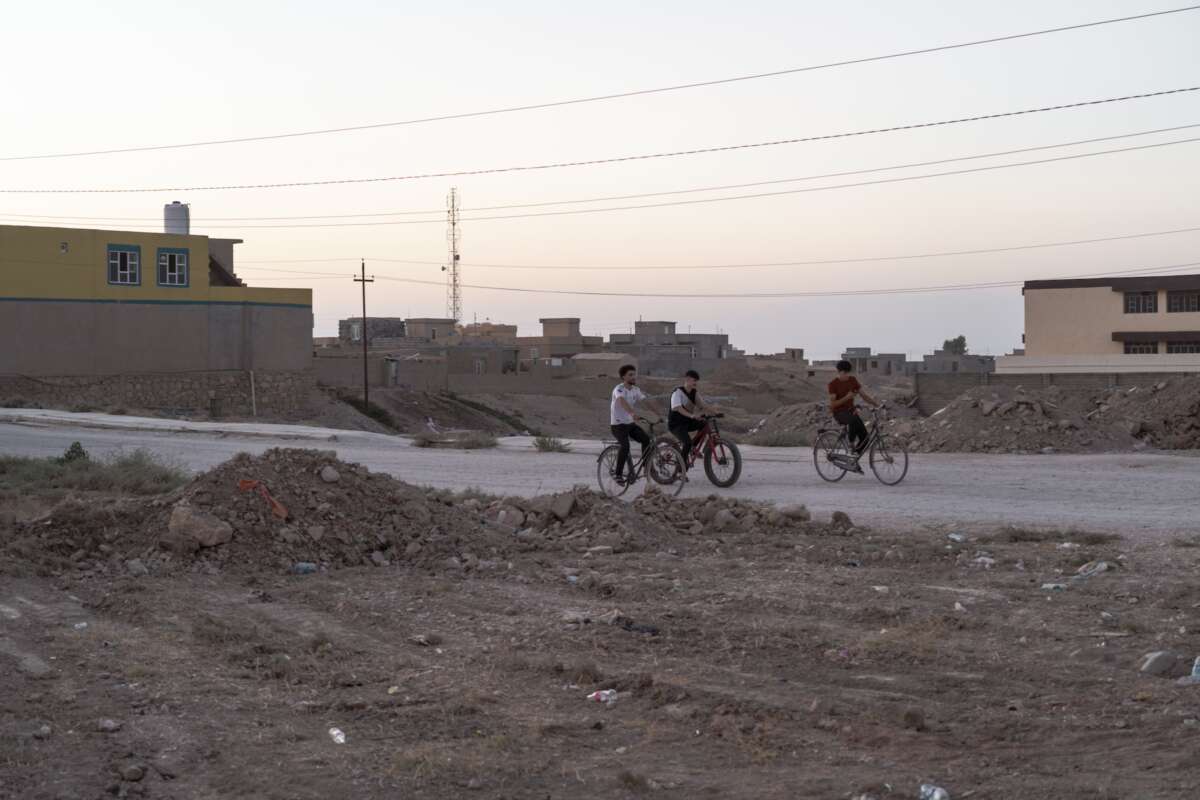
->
xmin=354 ymin=259 xmax=374 ymax=407
xmin=444 ymin=187 xmax=462 ymax=321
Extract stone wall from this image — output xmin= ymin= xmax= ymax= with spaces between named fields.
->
xmin=914 ymin=371 xmax=1184 ymax=416
xmin=0 ymin=369 xmax=314 ymax=417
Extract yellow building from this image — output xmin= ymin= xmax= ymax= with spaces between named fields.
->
xmin=0 ymin=224 xmax=312 ymax=376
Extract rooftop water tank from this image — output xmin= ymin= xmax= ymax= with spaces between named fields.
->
xmin=164 ymin=201 xmax=190 ymax=234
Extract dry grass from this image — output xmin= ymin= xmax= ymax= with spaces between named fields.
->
xmin=532 ymin=436 xmax=572 ymax=453
xmin=411 ymin=431 xmax=498 ymax=450
xmin=979 ymin=526 xmax=1120 ymax=546
xmin=0 ymin=448 xmax=188 ymax=496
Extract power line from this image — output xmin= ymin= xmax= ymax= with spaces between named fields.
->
xmin=5 ymin=121 xmax=1197 ymax=223
xmin=3 ymin=5 xmax=1196 ymax=162
xmin=3 ymin=86 xmax=1195 ymax=194
xmin=242 ymin=260 xmax=1200 ymax=297
xmin=88 ymin=133 xmax=1200 ymax=226
xmin=234 ymin=223 xmax=1200 ymax=273
xmin=4 ymin=134 xmax=1198 ymax=238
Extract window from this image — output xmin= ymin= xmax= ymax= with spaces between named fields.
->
xmin=1167 ymin=341 xmax=1200 ymax=354
xmin=1167 ymin=291 xmax=1200 ymax=313
xmin=350 ymin=323 xmax=362 ymax=341
xmin=1124 ymin=341 xmax=1158 ymax=354
xmin=107 ymin=245 xmax=140 ymax=285
xmin=156 ymin=248 xmax=188 ymax=286
xmin=1124 ymin=291 xmax=1157 ymax=314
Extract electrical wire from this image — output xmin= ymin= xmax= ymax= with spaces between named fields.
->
xmin=2 ymin=86 xmax=1195 ymax=194
xmin=4 ymin=134 xmax=1198 ymax=230
xmin=2 ymin=5 xmax=1196 ymax=162
xmin=5 ymin=121 xmax=1197 ymax=222
xmin=237 ymin=260 xmax=1200 ymax=296
xmin=233 ymin=223 xmax=1200 ymax=272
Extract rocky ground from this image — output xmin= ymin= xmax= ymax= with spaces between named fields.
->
xmin=2 ymin=450 xmax=1200 ymax=798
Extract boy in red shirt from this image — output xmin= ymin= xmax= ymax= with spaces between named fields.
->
xmin=828 ymin=360 xmax=881 ymax=461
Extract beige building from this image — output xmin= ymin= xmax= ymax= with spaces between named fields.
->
xmin=998 ymin=274 xmax=1200 ymax=373
xmin=404 ymin=318 xmax=458 ymax=341
xmin=515 ymin=318 xmax=603 ymax=363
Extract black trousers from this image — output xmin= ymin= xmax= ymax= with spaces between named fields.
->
xmin=833 ymin=409 xmax=868 ymax=452
xmin=670 ymin=416 xmax=705 ymax=462
xmin=611 ymin=423 xmax=650 ymax=477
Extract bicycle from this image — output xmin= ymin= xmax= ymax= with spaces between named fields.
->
xmin=813 ymin=405 xmax=909 ymax=485
xmin=656 ymin=413 xmax=742 ymax=488
xmin=596 ymin=417 xmax=687 ymax=498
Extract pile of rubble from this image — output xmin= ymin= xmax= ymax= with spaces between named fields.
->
xmin=898 ymin=377 xmax=1200 ymax=454
xmin=745 ymin=376 xmax=1200 ymax=454
xmin=3 ymin=449 xmax=835 ymax=580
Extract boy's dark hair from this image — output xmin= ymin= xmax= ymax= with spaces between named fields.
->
xmin=619 ymin=364 xmax=637 ymax=377
xmin=836 ymin=360 xmax=853 ymax=373
xmin=684 ymin=369 xmax=700 ymax=380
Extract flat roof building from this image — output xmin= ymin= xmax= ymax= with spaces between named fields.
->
xmin=998 ymin=274 xmax=1200 ymax=373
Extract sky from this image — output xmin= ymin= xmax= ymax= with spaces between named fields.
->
xmin=1 ymin=0 xmax=1198 ymax=358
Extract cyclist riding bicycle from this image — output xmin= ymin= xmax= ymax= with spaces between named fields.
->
xmin=668 ymin=369 xmax=715 ymax=466
xmin=610 ymin=364 xmax=653 ymax=485
xmin=828 ymin=360 xmax=881 ymax=469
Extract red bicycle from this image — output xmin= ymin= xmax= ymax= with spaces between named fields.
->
xmin=657 ymin=413 xmax=743 ymax=488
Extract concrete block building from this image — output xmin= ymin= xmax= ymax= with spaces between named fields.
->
xmin=607 ymin=320 xmax=742 ymax=376
xmin=0 ymin=221 xmax=312 ymax=414
xmin=0 ymin=224 xmax=311 ymax=376
xmin=516 ymin=318 xmax=604 ymax=363
xmin=338 ymin=317 xmax=406 ymax=344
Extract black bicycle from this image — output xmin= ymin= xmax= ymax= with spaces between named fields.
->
xmin=813 ymin=405 xmax=909 ymax=485
xmin=597 ymin=417 xmax=687 ymax=498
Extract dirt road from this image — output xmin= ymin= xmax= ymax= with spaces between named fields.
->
xmin=2 ymin=419 xmax=1196 ymax=538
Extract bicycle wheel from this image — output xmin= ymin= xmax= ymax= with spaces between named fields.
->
xmin=703 ymin=440 xmax=742 ymax=488
xmin=646 ymin=440 xmax=686 ymax=496
xmin=596 ymin=445 xmax=631 ymax=498
xmin=813 ymin=431 xmax=850 ymax=483
xmin=869 ymin=436 xmax=909 ymax=486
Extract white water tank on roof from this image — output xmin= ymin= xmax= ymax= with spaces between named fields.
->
xmin=164 ymin=201 xmax=190 ymax=234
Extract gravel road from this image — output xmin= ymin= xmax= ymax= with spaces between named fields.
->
xmin=2 ymin=418 xmax=1196 ymax=539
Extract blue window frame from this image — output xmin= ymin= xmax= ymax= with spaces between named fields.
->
xmin=107 ymin=244 xmax=141 ymax=285
xmin=156 ymin=247 xmax=189 ymax=287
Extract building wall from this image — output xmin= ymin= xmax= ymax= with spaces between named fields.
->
xmin=1 ymin=225 xmax=312 ymax=376
xmin=0 ymin=369 xmax=314 ymax=417
xmin=405 ymin=319 xmax=457 ymax=340
xmin=313 ymin=356 xmax=393 ymax=387
xmin=1026 ymin=287 xmax=1125 ymax=356
xmin=338 ymin=317 xmax=406 ymax=343
xmin=539 ymin=318 xmax=582 ymax=338
xmin=996 ymin=354 xmax=1200 ymax=374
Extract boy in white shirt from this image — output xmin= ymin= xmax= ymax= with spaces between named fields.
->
xmin=610 ymin=364 xmax=650 ymax=484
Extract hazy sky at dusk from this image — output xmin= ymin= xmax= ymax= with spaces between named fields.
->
xmin=2 ymin=1 xmax=1198 ymax=358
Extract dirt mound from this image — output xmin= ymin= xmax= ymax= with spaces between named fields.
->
xmin=2 ymin=449 xmax=835 ymax=581
xmin=745 ymin=377 xmax=1200 ymax=454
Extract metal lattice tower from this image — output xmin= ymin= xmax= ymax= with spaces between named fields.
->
xmin=445 ymin=187 xmax=462 ymax=321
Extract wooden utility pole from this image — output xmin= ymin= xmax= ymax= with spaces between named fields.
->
xmin=354 ymin=259 xmax=375 ymax=407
